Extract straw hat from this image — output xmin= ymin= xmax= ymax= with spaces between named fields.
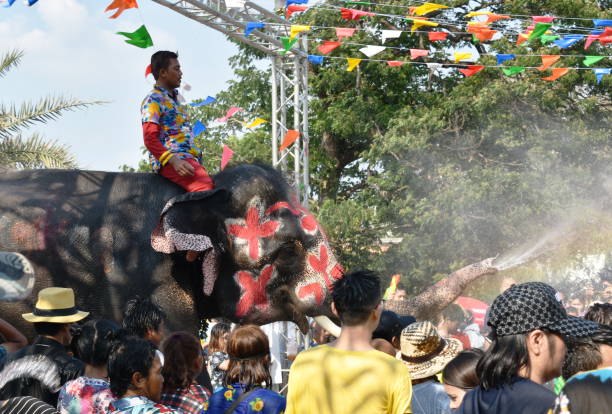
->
xmin=399 ymin=321 xmax=462 ymax=380
xmin=22 ymin=287 xmax=89 ymax=323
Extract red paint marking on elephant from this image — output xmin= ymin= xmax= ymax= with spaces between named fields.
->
xmin=228 ymin=207 xmax=280 ymax=260
xmin=266 ymin=199 xmax=320 ymax=234
xmin=265 ymin=202 xmax=300 ymax=216
xmin=298 ymin=282 xmax=324 ymax=305
xmin=235 ymin=265 xmax=275 ymax=317
xmin=308 ymin=244 xmax=342 ymax=289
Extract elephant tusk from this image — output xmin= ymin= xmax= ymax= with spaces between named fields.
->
xmin=313 ymin=315 xmax=341 ymax=338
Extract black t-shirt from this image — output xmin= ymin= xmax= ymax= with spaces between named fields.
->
xmin=457 ymin=377 xmax=556 ymax=414
xmin=0 ymin=396 xmax=58 ymax=414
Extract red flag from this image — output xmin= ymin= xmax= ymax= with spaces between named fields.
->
xmin=220 ymin=145 xmax=234 ymax=170
xmin=428 ymin=32 xmax=448 ymax=41
xmin=458 ymin=65 xmax=484 ymax=77
xmin=215 ymin=107 xmax=242 ymax=123
xmin=285 ymin=5 xmax=307 ymax=19
xmin=537 ymin=55 xmax=560 ymax=71
xmin=318 ymin=41 xmax=342 ymax=55
xmin=387 ymin=60 xmax=406 ymax=67
xmin=340 ymin=8 xmax=374 ymax=20
xmin=105 ymin=0 xmax=138 ymax=19
xmin=336 ymin=27 xmax=356 ymax=39
xmin=410 ymin=49 xmax=428 ymax=59
xmin=145 ymin=64 xmax=152 ymax=78
xmin=542 ymin=68 xmax=569 ymax=81
xmin=532 ymin=16 xmax=555 ymax=23
xmin=279 ymin=130 xmax=300 ymax=151
xmin=486 ymin=14 xmax=510 ymax=23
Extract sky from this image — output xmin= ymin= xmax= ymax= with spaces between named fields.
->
xmin=0 ymin=0 xmax=250 ymax=171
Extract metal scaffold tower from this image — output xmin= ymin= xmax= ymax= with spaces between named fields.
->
xmin=150 ymin=0 xmax=310 ymax=204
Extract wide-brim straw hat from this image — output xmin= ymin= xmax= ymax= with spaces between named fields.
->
xmin=398 ymin=321 xmax=462 ymax=380
xmin=22 ymin=287 xmax=89 ymax=323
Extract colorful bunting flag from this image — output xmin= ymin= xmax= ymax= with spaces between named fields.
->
xmin=584 ymin=30 xmax=604 ymax=49
xmin=496 ymin=54 xmax=515 ymax=65
xmin=280 ymin=36 xmax=299 ymax=54
xmin=486 ymin=14 xmax=510 ymax=23
xmin=454 ymin=52 xmax=472 ymax=63
xmin=245 ymin=22 xmax=265 ymax=36
xmin=383 ymin=274 xmax=401 ymax=300
xmin=286 ymin=5 xmax=308 ymax=18
xmin=290 ymin=24 xmax=310 ymax=40
xmin=465 ymin=11 xmax=491 ymax=17
xmin=340 ymin=8 xmax=375 ymax=20
xmin=221 ymin=145 xmax=234 ymax=170
xmin=359 ymin=45 xmax=386 ymax=58
xmin=532 ymin=16 xmax=555 ymax=23
xmin=145 ymin=64 xmax=152 ymax=78
xmin=458 ymin=65 xmax=485 ymax=77
xmin=216 ymin=107 xmax=242 ymax=123
xmin=412 ymin=2 xmax=448 ymax=16
xmin=279 ymin=130 xmax=300 ymax=151
xmin=318 ymin=41 xmax=341 ymax=54
xmin=308 ymin=55 xmax=324 ymax=64
xmin=117 ymin=25 xmax=153 ymax=48
xmin=410 ymin=49 xmax=429 ymax=59
xmin=182 ymin=83 xmax=192 ymax=92
xmin=542 ymin=67 xmax=569 ymax=81
xmin=593 ymin=19 xmax=612 ymax=27
xmin=225 ymin=0 xmax=245 ymax=8
xmin=554 ymin=35 xmax=582 ymax=48
xmin=537 ymin=55 xmax=560 ymax=71
xmin=1 ymin=0 xmax=17 ymax=7
xmin=411 ymin=18 xmax=438 ymax=32
xmin=336 ymin=27 xmax=356 ymax=39
xmin=381 ymin=30 xmax=402 ymax=43
xmin=106 ymin=0 xmax=138 ymax=19
xmin=190 ymin=96 xmax=216 ymax=107
xmin=528 ymin=22 xmax=552 ymax=40
xmin=192 ymin=121 xmax=206 ymax=136
xmin=387 ymin=61 xmax=406 ymax=67
xmin=25 ymin=0 xmax=39 ymax=5
xmin=583 ymin=56 xmax=604 ymax=66
xmin=346 ymin=58 xmax=362 ymax=71
xmin=593 ymin=68 xmax=611 ymax=84
xmin=428 ymin=32 xmax=448 ymax=41
xmin=502 ymin=66 xmax=526 ymax=76
xmin=286 ymin=0 xmax=307 ymax=5
xmin=541 ymin=35 xmax=560 ymax=44
xmin=245 ymin=118 xmax=268 ymax=128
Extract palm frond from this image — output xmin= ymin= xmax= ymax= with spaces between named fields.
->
xmin=0 ymin=96 xmax=105 ymax=139
xmin=0 ymin=49 xmax=23 ymax=78
xmin=0 ymin=133 xmax=78 ymax=170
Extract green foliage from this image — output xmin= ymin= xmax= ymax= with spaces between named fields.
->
xmin=0 ymin=134 xmax=77 ymax=169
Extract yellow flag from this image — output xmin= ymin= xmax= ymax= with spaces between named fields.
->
xmin=413 ymin=2 xmax=448 ymax=16
xmin=465 ymin=11 xmax=492 ymax=17
xmin=290 ymin=24 xmax=311 ymax=40
xmin=411 ymin=18 xmax=438 ymax=32
xmin=454 ymin=52 xmax=472 ymax=63
xmin=246 ymin=118 xmax=268 ymax=128
xmin=346 ymin=58 xmax=362 ymax=72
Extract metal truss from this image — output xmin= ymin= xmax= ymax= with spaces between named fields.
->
xmin=151 ymin=0 xmax=311 ymax=203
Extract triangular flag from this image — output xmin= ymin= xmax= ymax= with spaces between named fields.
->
xmin=532 ymin=16 xmax=555 ymax=23
xmin=308 ymin=55 xmax=324 ymax=64
xmin=220 ymin=145 xmax=234 ymax=170
xmin=410 ymin=49 xmax=429 ymax=59
xmin=537 ymin=55 xmax=560 ymax=71
xmin=192 ymin=121 xmax=206 ymax=136
xmin=486 ymin=14 xmax=510 ymax=23
xmin=182 ymin=83 xmax=192 ymax=92
xmin=189 ymin=96 xmax=216 ymax=107
xmin=583 ymin=56 xmax=604 ymax=66
xmin=336 ymin=27 xmax=356 ymax=39
xmin=245 ymin=22 xmax=265 ymax=37
xmin=516 ymin=33 xmax=529 ymax=45
xmin=245 ymin=118 xmax=268 ymax=128
xmin=117 ymin=25 xmax=153 ymax=48
xmin=426 ymin=63 xmax=442 ymax=72
xmin=286 ymin=5 xmax=307 ymax=19
xmin=528 ymin=22 xmax=552 ymax=41
xmin=428 ymin=32 xmax=448 ymax=41
xmin=412 ymin=2 xmax=448 ymax=16
xmin=553 ymin=35 xmax=582 ymax=48
xmin=216 ymin=107 xmax=242 ymax=123
xmin=145 ymin=64 xmax=152 ymax=78
xmin=346 ymin=58 xmax=362 ymax=72
xmin=584 ymin=30 xmax=604 ymax=49
xmin=472 ymin=28 xmax=497 ymax=42
xmin=593 ymin=19 xmax=612 ymax=27
xmin=502 ymin=66 xmax=526 ymax=76
xmin=106 ymin=0 xmax=138 ymax=19
xmin=593 ymin=68 xmax=611 ymax=84
xmin=359 ymin=45 xmax=386 ymax=58
xmin=25 ymin=0 xmax=39 ymax=5
xmin=541 ymin=35 xmax=560 ymax=44
xmin=340 ymin=8 xmax=375 ymax=20
xmin=318 ymin=41 xmax=341 ymax=55
xmin=496 ymin=54 xmax=515 ymax=65
xmin=286 ymin=0 xmax=307 ymax=5
xmin=465 ymin=11 xmax=491 ymax=17
xmin=458 ymin=65 xmax=485 ymax=77
xmin=1 ymin=0 xmax=17 ymax=7
xmin=280 ymin=36 xmax=299 ymax=54
xmin=542 ymin=67 xmax=569 ymax=81
xmin=411 ymin=18 xmax=438 ymax=32
xmin=454 ymin=52 xmax=472 ymax=63
xmin=387 ymin=61 xmax=406 ymax=67
xmin=279 ymin=130 xmax=300 ymax=151
xmin=381 ymin=30 xmax=402 ymax=43
xmin=225 ymin=0 xmax=245 ymax=7
xmin=290 ymin=24 xmax=311 ymax=40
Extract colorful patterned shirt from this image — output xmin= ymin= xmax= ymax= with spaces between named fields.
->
xmin=159 ymin=383 xmax=211 ymax=413
xmin=57 ymin=377 xmax=114 ymax=414
xmin=208 ymin=351 xmax=229 ymax=391
xmin=108 ymin=396 xmax=179 ymax=414
xmin=206 ymin=384 xmax=286 ymax=414
xmin=141 ymin=86 xmax=202 ymax=173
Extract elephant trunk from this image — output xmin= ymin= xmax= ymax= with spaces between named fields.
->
xmin=313 ymin=315 xmax=341 ymax=338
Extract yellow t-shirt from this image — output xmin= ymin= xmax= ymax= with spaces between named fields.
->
xmin=285 ymin=345 xmax=412 ymax=414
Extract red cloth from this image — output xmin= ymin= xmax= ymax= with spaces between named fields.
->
xmin=452 ymin=333 xmax=472 ymax=350
xmin=143 ymin=122 xmax=166 ymax=160
xmin=160 ymin=158 xmax=214 ymax=192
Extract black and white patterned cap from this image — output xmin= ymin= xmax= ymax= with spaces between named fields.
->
xmin=487 ymin=282 xmax=599 ymax=338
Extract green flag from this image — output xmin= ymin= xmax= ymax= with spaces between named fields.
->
xmin=280 ymin=36 xmax=299 ymax=55
xmin=117 ymin=25 xmax=154 ymax=49
xmin=583 ymin=56 xmax=605 ymax=67
xmin=541 ymin=35 xmax=560 ymax=44
xmin=528 ymin=22 xmax=552 ymax=41
xmin=502 ymin=66 xmax=526 ymax=76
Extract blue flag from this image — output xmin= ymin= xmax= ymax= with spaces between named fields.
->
xmin=593 ymin=19 xmax=612 ymax=27
xmin=193 ymin=121 xmax=207 ymax=136
xmin=26 ymin=0 xmax=39 ymax=5
xmin=593 ymin=68 xmax=611 ymax=84
xmin=245 ymin=22 xmax=265 ymax=37
xmin=189 ymin=96 xmax=216 ymax=107
xmin=553 ymin=35 xmax=583 ymax=48
xmin=286 ymin=0 xmax=308 ymax=5
xmin=2 ymin=0 xmax=17 ymax=7
xmin=496 ymin=54 xmax=515 ymax=65
xmin=308 ymin=55 xmax=324 ymax=64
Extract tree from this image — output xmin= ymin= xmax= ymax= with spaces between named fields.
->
xmin=0 ymin=49 xmax=102 ymax=169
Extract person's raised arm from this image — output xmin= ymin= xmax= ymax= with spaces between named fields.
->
xmin=0 ymin=317 xmax=27 ymax=353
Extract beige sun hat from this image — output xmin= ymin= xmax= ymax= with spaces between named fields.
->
xmin=22 ymin=287 xmax=89 ymax=323
xmin=399 ymin=321 xmax=463 ymax=380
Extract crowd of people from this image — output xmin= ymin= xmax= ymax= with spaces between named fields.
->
xmin=0 ymin=272 xmax=610 ymax=414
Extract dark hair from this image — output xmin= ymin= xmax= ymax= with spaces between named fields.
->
xmin=225 ymin=325 xmax=271 ymax=389
xmin=584 ymin=303 xmax=612 ymax=326
xmin=161 ymin=332 xmax=202 ymax=392
xmin=441 ymin=304 xmax=467 ymax=324
xmin=331 ymin=270 xmax=381 ymax=326
xmin=562 ymin=325 xmax=612 ymax=380
xmin=476 ymin=331 xmax=529 ymax=390
xmin=33 ymin=322 xmax=65 ymax=336
xmin=372 ymin=311 xmax=402 ymax=342
xmin=151 ymin=51 xmax=178 ymax=80
xmin=208 ymin=323 xmax=231 ymax=354
xmin=122 ymin=297 xmax=166 ymax=338
xmin=73 ymin=319 xmax=122 ymax=367
xmin=443 ymin=349 xmax=484 ymax=389
xmin=108 ymin=336 xmax=157 ymax=398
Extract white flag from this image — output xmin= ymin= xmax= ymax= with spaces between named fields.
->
xmin=359 ymin=45 xmax=386 ymax=58
xmin=381 ymin=30 xmax=402 ymax=43
xmin=225 ymin=0 xmax=245 ymax=8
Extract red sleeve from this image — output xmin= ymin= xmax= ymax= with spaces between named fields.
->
xmin=142 ymin=122 xmax=167 ymax=160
